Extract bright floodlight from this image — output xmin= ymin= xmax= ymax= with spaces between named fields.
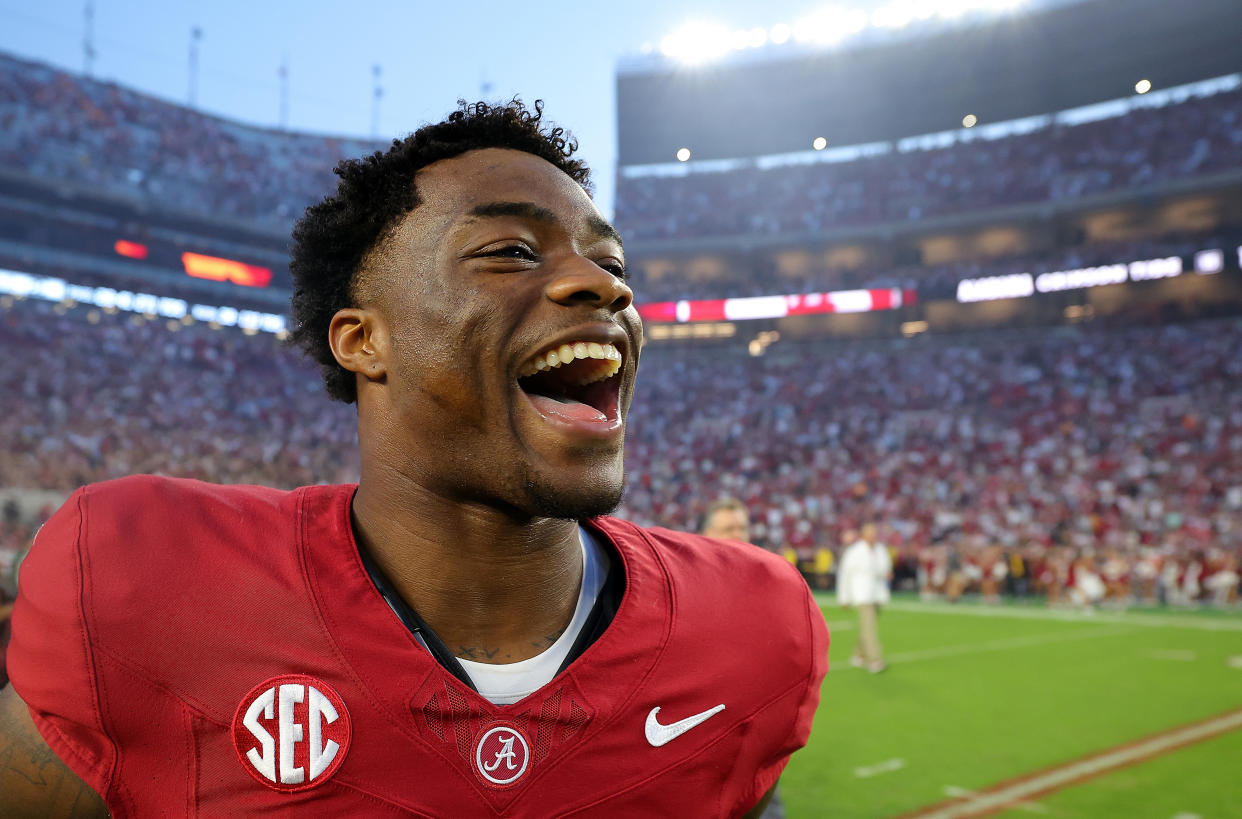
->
xmin=1135 ymin=78 xmax=1152 ymax=94
xmin=769 ymin=22 xmax=792 ymax=44
xmin=676 ymin=147 xmax=691 ymax=162
xmin=794 ymin=7 xmax=868 ymax=44
xmin=746 ymin=27 xmax=768 ymax=48
xmin=871 ymin=1 xmax=922 ymax=28
xmin=962 ymin=114 xmax=978 ymax=128
xmin=873 ymin=0 xmax=1022 ymax=27
xmin=813 ymin=136 xmax=828 ymax=150
xmin=936 ymin=0 xmax=972 ymax=18
xmin=660 ymin=22 xmax=734 ymax=65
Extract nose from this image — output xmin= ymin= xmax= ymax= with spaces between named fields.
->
xmin=545 ymin=258 xmax=633 ymax=313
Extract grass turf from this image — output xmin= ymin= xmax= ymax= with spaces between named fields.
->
xmin=781 ymin=597 xmax=1242 ymax=818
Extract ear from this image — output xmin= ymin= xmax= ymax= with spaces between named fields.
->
xmin=328 ymin=307 xmax=388 ymax=385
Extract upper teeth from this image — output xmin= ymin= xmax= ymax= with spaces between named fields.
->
xmin=520 ymin=341 xmax=622 ymax=379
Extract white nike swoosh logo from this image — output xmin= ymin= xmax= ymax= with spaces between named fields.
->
xmin=644 ymin=704 xmax=726 ymax=747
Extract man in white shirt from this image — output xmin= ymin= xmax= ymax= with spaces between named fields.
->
xmin=837 ymin=523 xmax=891 ymax=673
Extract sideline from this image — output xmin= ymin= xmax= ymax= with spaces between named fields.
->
xmin=891 ymin=708 xmax=1242 ymax=818
xmin=814 ymin=596 xmax=1242 ymax=633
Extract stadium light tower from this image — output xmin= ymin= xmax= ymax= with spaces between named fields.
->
xmin=371 ymin=64 xmax=383 ymax=138
xmin=278 ymin=55 xmax=290 ymax=130
xmin=188 ymin=26 xmax=203 ymax=107
xmin=82 ymin=1 xmax=96 ymax=77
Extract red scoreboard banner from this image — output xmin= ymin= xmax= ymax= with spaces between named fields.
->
xmin=636 ymin=288 xmax=915 ymax=323
xmin=182 ymin=252 xmax=273 ymax=288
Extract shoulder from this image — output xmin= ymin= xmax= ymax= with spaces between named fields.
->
xmin=589 ymin=517 xmax=828 ymax=803
xmin=53 ymin=475 xmax=306 ymax=558
xmin=77 ymin=474 xmax=295 ymax=522
xmin=18 ymin=476 xmax=323 ymax=636
xmin=592 ymin=517 xmax=825 ymax=656
xmin=597 ymin=517 xmax=804 ymax=591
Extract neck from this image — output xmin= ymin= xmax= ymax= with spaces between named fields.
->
xmin=351 ymin=459 xmax=584 ymax=665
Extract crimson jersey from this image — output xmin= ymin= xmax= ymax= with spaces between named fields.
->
xmin=10 ymin=476 xmax=827 ymax=817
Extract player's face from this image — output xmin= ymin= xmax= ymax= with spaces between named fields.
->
xmin=368 ymin=148 xmax=641 ymax=519
xmin=702 ymin=509 xmax=750 ymax=542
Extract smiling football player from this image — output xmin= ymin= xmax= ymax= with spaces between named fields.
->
xmin=1 ymin=100 xmax=827 ymax=818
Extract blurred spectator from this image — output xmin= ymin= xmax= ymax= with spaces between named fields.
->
xmin=699 ymin=497 xmax=751 ymax=542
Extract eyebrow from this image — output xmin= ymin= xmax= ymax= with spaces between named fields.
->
xmin=465 ymin=201 xmax=623 ymax=249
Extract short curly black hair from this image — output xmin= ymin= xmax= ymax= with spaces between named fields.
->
xmin=289 ymin=98 xmax=591 ymax=403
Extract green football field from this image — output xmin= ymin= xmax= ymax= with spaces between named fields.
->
xmin=782 ymin=597 xmax=1242 ymax=819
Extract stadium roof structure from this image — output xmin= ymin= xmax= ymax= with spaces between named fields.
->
xmin=615 ymin=0 xmax=1242 ymax=167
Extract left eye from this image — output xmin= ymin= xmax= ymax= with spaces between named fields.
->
xmin=490 ymin=245 xmax=538 ymax=261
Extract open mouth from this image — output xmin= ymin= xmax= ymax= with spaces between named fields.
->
xmin=517 ymin=341 xmax=623 ymax=428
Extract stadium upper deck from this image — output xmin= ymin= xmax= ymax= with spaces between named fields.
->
xmin=615 ymin=0 xmax=1242 ymax=166
xmin=615 ymin=77 xmax=1242 ymax=244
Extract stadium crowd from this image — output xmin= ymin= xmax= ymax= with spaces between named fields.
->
xmin=0 ymin=53 xmax=380 ymax=230
xmin=615 ymin=86 xmax=1242 ymax=242
xmin=621 ymin=319 xmax=1242 ymax=608
xmin=3 ymin=50 xmax=1241 ymax=249
xmin=2 ymin=297 xmax=1239 ymax=608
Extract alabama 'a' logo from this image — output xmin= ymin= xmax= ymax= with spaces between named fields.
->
xmin=473 ymin=724 xmax=531 ymax=787
xmin=232 ymin=674 xmax=352 ymax=792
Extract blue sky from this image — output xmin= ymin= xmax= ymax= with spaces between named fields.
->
xmin=0 ymin=0 xmax=846 ymax=216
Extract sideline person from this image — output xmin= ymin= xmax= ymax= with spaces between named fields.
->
xmin=838 ymin=523 xmax=891 ymax=673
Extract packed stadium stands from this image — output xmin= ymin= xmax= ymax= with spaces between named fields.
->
xmin=614 ymin=82 xmax=1242 ymax=243
xmin=2 ymin=294 xmax=1238 ymax=605
xmin=0 ymin=52 xmax=381 ymax=232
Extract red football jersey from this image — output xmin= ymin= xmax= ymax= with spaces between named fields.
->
xmin=10 ymin=476 xmax=828 ymax=817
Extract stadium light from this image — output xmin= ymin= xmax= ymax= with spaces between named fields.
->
xmin=1135 ymin=78 xmax=1152 ymax=94
xmin=676 ymin=147 xmax=691 ymax=162
xmin=660 ymin=21 xmax=733 ymax=65
xmin=962 ymin=113 xmax=978 ymax=128
xmin=935 ymin=0 xmax=970 ymax=18
xmin=793 ymin=7 xmax=868 ymax=45
xmin=872 ymin=0 xmax=1021 ymax=28
xmin=812 ymin=136 xmax=828 ymax=150
xmin=871 ymin=1 xmax=924 ymax=28
xmin=649 ymin=1 xmax=1028 ymax=62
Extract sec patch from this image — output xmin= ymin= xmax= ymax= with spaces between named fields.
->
xmin=232 ymin=674 xmax=352 ymax=792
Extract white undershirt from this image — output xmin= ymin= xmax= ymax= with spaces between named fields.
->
xmin=458 ymin=527 xmax=609 ymax=705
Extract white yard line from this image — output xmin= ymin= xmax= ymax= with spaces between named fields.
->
xmin=943 ymin=787 xmax=1047 ymax=815
xmin=854 ymin=758 xmax=906 ymax=778
xmin=902 ymin=710 xmax=1242 ymax=819
xmin=835 ymin=626 xmax=1133 ymax=669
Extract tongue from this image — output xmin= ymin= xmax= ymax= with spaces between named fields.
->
xmin=528 ymin=393 xmax=607 ymax=423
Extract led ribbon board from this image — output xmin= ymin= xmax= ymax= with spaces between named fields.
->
xmin=636 ymin=288 xmax=913 ymax=323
